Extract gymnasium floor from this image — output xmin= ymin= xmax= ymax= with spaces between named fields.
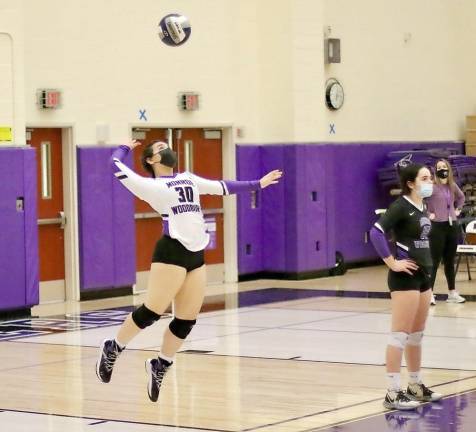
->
xmin=1 ymin=265 xmax=476 ymax=431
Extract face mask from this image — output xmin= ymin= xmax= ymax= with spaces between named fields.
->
xmin=158 ymin=148 xmax=178 ymax=168
xmin=419 ymin=183 xmax=433 ymax=198
xmin=436 ymin=169 xmax=449 ymax=179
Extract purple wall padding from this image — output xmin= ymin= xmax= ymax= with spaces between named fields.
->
xmin=0 ymin=147 xmax=39 ymax=311
xmin=331 ymin=143 xmax=386 ymax=263
xmin=237 ymin=144 xmax=337 ymax=274
xmin=261 ymin=145 xmax=287 ymax=272
xmin=288 ymin=144 xmax=335 ymax=272
xmin=77 ymin=146 xmax=135 ymax=291
xmin=332 ymin=141 xmax=464 ymax=263
xmin=236 ymin=145 xmax=263 ymax=274
xmin=236 ymin=141 xmax=464 ymax=276
xmin=24 ymin=148 xmax=39 ymax=306
xmin=111 ymin=160 xmax=136 ymax=287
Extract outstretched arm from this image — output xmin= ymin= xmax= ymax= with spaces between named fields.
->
xmin=189 ymin=170 xmax=283 ymax=196
xmin=111 ymin=141 xmax=158 ymax=202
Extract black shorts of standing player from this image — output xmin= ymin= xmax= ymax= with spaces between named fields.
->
xmin=152 ymin=235 xmax=204 ymax=272
xmin=388 ymin=267 xmax=432 ymax=293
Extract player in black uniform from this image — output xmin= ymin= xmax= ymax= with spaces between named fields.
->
xmin=370 ymin=163 xmax=443 ymax=410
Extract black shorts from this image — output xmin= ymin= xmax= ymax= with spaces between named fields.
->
xmin=388 ymin=268 xmax=432 ymax=293
xmin=151 ymin=235 xmax=205 ymax=272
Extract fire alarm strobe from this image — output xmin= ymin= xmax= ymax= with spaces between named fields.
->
xmin=37 ymin=89 xmax=61 ymax=109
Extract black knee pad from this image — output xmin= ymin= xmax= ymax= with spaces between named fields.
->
xmin=131 ymin=304 xmax=161 ymax=329
xmin=169 ymin=317 xmax=196 ymax=339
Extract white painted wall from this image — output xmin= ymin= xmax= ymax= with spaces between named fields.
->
xmin=323 ymin=0 xmax=476 ymax=141
xmin=23 ymin=0 xmax=241 ymax=143
xmin=0 ymin=34 xmax=13 ymax=139
xmin=0 ymin=0 xmax=473 ymax=145
xmin=0 ymin=0 xmax=25 ymax=145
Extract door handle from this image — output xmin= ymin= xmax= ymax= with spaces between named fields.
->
xmin=134 ymin=209 xmax=224 ymax=219
xmin=38 ymin=211 xmax=67 ymax=229
xmin=134 ymin=212 xmax=161 ymax=220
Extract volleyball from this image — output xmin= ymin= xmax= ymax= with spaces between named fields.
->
xmin=158 ymin=14 xmax=191 ymax=47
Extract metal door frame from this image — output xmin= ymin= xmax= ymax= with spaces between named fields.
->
xmin=26 ymin=125 xmax=80 ymax=302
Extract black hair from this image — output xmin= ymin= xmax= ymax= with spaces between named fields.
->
xmin=141 ymin=143 xmax=156 ymax=178
xmin=398 ymin=163 xmax=426 ymax=195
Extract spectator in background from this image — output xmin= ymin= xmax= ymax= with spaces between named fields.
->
xmin=426 ymin=159 xmax=465 ymax=305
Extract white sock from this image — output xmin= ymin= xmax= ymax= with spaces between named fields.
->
xmin=114 ymin=338 xmax=126 ymax=350
xmin=386 ymin=373 xmax=401 ymax=392
xmin=159 ymin=353 xmax=174 ymax=364
xmin=409 ymin=371 xmax=422 ymax=384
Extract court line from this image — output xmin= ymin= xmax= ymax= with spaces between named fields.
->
xmin=6 ymin=307 xmax=476 ymax=372
xmin=196 ymin=308 xmax=476 ymax=345
xmin=180 ymin=352 xmax=476 ymax=372
xmin=89 ymin=420 xmax=108 ymax=425
xmin=240 ymin=376 xmax=476 ymax=432
xmin=0 ymin=407 xmax=233 ymax=432
xmin=5 ymin=308 xmax=475 ymax=348
xmin=7 ymin=310 xmax=476 ymax=371
xmin=0 ymin=341 xmax=388 ymax=369
xmin=0 ymin=353 xmax=94 ymax=374
xmin=5 ymin=339 xmax=476 ymax=374
xmin=96 ymin=311 xmax=371 ymax=351
xmin=184 ymin=315 xmax=476 ymax=347
xmin=277 ymin=325 xmax=476 ymax=341
xmin=1 ymin=345 xmax=475 ymax=431
xmin=0 ymin=305 xmax=297 ymax=342
xmin=1 ymin=366 xmax=474 ymax=432
xmin=256 ymin=305 xmax=393 ymax=314
xmin=171 ymin=311 xmax=371 ymax=344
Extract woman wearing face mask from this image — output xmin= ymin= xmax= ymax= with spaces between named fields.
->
xmin=426 ymin=159 xmax=465 ymax=305
xmin=96 ymin=140 xmax=282 ymax=402
xmin=370 ymin=163 xmax=442 ymax=410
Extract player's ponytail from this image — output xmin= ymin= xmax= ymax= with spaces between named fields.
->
xmin=141 ymin=143 xmax=156 ymax=178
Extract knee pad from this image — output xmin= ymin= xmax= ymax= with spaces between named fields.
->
xmin=131 ymin=304 xmax=161 ymax=329
xmin=388 ymin=331 xmax=408 ymax=350
xmin=407 ymin=331 xmax=424 ymax=346
xmin=169 ymin=317 xmax=196 ymax=339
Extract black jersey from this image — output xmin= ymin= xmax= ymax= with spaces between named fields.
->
xmin=375 ymin=196 xmax=432 ymax=271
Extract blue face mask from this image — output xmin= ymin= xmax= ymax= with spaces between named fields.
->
xmin=419 ymin=183 xmax=433 ymax=198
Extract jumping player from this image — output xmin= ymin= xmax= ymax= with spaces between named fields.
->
xmin=96 ymin=140 xmax=282 ymax=402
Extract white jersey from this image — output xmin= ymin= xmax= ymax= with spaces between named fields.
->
xmin=113 ymin=157 xmax=229 ymax=251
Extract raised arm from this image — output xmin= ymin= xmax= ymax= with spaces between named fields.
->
xmin=111 ymin=143 xmax=158 ymax=202
xmin=188 ymin=170 xmax=282 ymax=196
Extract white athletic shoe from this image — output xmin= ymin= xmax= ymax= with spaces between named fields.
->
xmin=446 ymin=291 xmax=466 ymax=303
xmin=407 ymin=382 xmax=443 ymax=402
xmin=430 ymin=293 xmax=436 ymax=306
xmin=383 ymin=390 xmax=420 ymax=410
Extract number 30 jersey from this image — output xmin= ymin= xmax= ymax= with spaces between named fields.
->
xmin=111 ymin=145 xmax=260 ymax=251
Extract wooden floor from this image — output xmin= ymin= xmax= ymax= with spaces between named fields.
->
xmin=1 ymin=265 xmax=476 ymax=432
